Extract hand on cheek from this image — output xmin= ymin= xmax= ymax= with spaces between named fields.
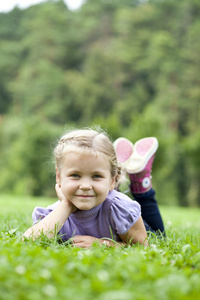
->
xmin=55 ymin=184 xmax=77 ymax=213
xmin=55 ymin=183 xmax=66 ymax=201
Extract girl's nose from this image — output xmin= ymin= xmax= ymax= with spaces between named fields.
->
xmin=79 ymin=180 xmax=92 ymax=190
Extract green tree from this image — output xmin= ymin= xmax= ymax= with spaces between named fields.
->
xmin=0 ymin=0 xmax=199 ymax=205
xmin=0 ymin=117 xmax=61 ymax=196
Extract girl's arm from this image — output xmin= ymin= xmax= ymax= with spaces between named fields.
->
xmin=119 ymin=216 xmax=149 ymax=246
xmin=23 ymin=184 xmax=76 ymax=239
xmin=70 ymin=217 xmax=148 ymax=248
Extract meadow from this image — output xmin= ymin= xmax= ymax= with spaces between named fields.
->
xmin=0 ymin=194 xmax=200 ymax=300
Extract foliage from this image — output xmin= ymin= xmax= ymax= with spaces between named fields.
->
xmin=0 ymin=195 xmax=200 ymax=300
xmin=0 ymin=0 xmax=200 ymax=205
xmin=0 ymin=117 xmax=62 ymax=196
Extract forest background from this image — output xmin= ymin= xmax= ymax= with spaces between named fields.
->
xmin=0 ymin=0 xmax=199 ymax=207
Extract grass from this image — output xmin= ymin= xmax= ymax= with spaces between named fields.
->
xmin=0 ymin=194 xmax=200 ymax=300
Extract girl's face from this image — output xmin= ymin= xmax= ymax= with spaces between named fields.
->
xmin=56 ymin=149 xmax=116 ymax=211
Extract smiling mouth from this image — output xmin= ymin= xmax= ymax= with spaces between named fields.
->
xmin=76 ymin=195 xmax=94 ymax=198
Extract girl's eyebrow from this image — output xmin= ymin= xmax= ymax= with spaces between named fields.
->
xmin=91 ymin=169 xmax=107 ymax=175
xmin=67 ymin=168 xmax=80 ymax=173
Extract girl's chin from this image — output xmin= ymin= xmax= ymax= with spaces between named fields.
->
xmin=75 ymin=204 xmax=95 ymax=211
xmin=72 ymin=198 xmax=104 ymax=211
xmin=73 ymin=201 xmax=99 ymax=211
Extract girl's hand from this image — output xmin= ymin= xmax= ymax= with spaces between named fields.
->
xmin=70 ymin=235 xmax=125 ymax=248
xmin=55 ymin=184 xmax=77 ymax=213
xmin=70 ymin=235 xmax=99 ymax=249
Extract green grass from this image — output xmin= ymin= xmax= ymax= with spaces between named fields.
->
xmin=0 ymin=195 xmax=200 ymax=300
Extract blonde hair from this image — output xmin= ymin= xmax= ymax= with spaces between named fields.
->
xmin=54 ymin=127 xmax=122 ymax=186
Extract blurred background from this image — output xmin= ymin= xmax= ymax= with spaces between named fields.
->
xmin=0 ymin=0 xmax=199 ymax=206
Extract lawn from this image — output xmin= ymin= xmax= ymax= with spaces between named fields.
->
xmin=0 ymin=195 xmax=200 ymax=300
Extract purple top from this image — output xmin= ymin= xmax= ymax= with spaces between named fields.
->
xmin=32 ymin=190 xmax=141 ymax=242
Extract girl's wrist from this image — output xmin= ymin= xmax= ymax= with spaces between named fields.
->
xmin=60 ymin=200 xmax=74 ymax=213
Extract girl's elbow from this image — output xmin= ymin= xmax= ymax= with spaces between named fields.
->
xmin=22 ymin=227 xmax=37 ymax=240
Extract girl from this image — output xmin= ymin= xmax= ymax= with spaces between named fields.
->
xmin=23 ymin=128 xmax=165 ymax=248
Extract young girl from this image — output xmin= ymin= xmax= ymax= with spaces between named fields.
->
xmin=23 ymin=128 xmax=165 ymax=248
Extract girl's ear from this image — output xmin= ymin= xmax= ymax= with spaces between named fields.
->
xmin=109 ymin=176 xmax=116 ymax=191
xmin=56 ymin=167 xmax=61 ymax=186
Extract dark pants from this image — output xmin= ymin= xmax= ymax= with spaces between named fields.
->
xmin=132 ymin=188 xmax=165 ymax=235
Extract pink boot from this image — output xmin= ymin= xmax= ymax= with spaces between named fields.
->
xmin=114 ymin=137 xmax=158 ymax=194
xmin=113 ymin=137 xmax=134 ymax=170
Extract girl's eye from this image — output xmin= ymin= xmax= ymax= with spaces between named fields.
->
xmin=93 ymin=174 xmax=102 ymax=179
xmin=70 ymin=174 xmax=80 ymax=178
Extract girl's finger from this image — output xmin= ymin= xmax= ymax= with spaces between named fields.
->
xmin=55 ymin=183 xmax=65 ymax=201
